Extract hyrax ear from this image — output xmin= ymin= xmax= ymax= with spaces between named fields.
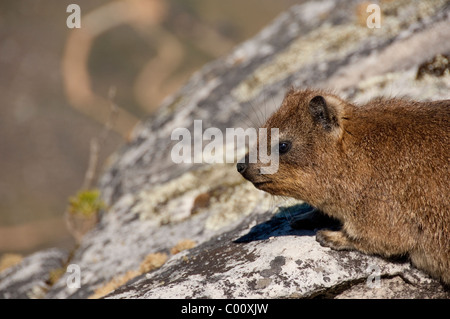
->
xmin=308 ymin=95 xmax=340 ymax=132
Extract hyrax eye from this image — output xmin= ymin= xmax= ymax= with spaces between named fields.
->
xmin=279 ymin=141 xmax=292 ymax=154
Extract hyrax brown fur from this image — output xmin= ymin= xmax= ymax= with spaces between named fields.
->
xmin=237 ymin=88 xmax=450 ymax=285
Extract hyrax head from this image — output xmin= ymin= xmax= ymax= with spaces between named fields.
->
xmin=237 ymin=89 xmax=347 ymax=199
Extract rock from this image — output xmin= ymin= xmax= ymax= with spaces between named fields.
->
xmin=335 ymin=276 xmax=449 ymax=299
xmin=2 ymin=0 xmax=449 ymax=299
xmin=46 ymin=164 xmax=276 ymax=299
xmin=0 ymin=248 xmax=68 ymax=299
xmin=106 ymin=206 xmax=447 ymax=299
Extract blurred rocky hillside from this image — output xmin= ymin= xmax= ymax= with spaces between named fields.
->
xmin=0 ymin=0 xmax=298 ymax=254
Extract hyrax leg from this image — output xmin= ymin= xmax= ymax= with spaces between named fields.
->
xmin=316 ymin=229 xmax=410 ymax=258
xmin=316 ymin=230 xmax=357 ymax=251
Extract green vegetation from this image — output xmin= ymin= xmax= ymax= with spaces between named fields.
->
xmin=67 ymin=189 xmax=105 ymax=218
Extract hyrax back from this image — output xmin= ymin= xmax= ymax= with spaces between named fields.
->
xmin=238 ymin=88 xmax=450 ymax=285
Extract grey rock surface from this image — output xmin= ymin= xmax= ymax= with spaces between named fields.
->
xmin=0 ymin=248 xmax=68 ymax=299
xmin=107 ymin=206 xmax=447 ymax=299
xmin=1 ymin=0 xmax=449 ymax=299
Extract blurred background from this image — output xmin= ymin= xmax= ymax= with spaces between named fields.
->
xmin=0 ymin=0 xmax=300 ymax=256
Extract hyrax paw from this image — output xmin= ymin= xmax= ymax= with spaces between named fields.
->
xmin=315 ymin=230 xmax=335 ymax=248
xmin=316 ymin=230 xmax=354 ymax=251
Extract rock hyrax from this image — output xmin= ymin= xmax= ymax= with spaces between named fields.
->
xmin=237 ymin=88 xmax=449 ymax=285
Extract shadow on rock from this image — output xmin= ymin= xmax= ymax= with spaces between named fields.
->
xmin=234 ymin=203 xmax=340 ymax=243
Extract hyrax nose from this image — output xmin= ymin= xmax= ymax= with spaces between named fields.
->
xmin=236 ymin=162 xmax=247 ymax=174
